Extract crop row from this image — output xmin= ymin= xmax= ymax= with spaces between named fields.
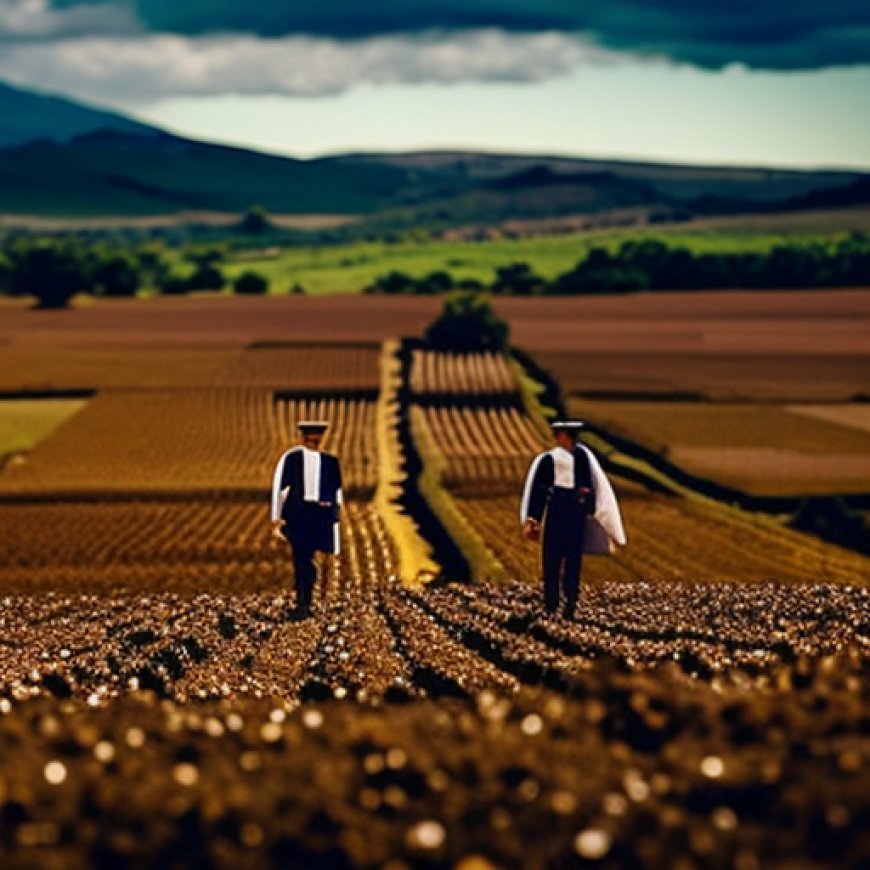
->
xmin=420 ymin=581 xmax=870 ymax=676
xmin=0 ymin=392 xmax=378 ymax=495
xmin=275 ymin=398 xmax=378 ymax=493
xmin=0 ymin=343 xmax=384 ymax=393
xmin=0 ymin=344 xmax=236 ymax=391
xmin=2 ymin=578 xmax=867 ymax=707
xmin=0 ymin=500 xmax=395 ymax=594
xmin=409 ymin=350 xmax=517 ymax=395
xmin=1 ymin=647 xmax=867 ymax=869
xmin=411 ymin=405 xmax=545 ymax=494
xmin=454 ymin=492 xmax=870 ymax=586
xmin=0 ymin=585 xmax=523 ymax=705
xmin=217 ymin=344 xmax=382 ymax=390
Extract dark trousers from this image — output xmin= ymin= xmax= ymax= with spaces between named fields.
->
xmin=542 ymin=494 xmax=587 ymax=616
xmin=290 ymin=540 xmax=317 ymax=612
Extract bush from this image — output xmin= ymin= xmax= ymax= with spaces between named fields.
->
xmin=545 ymin=233 xmax=870 ymax=294
xmin=0 ymin=252 xmax=12 ymax=294
xmin=363 ymin=271 xmax=416 ymax=294
xmin=233 ymin=271 xmax=269 ymax=295
xmin=187 ymin=264 xmax=226 ymax=291
xmin=414 ymin=270 xmax=453 ymax=295
xmin=135 ymin=244 xmax=170 ymax=290
xmin=492 ymin=262 xmax=545 ymax=295
xmin=552 ymin=248 xmax=647 ymax=294
xmin=364 ymin=270 xmax=455 ymax=295
xmin=93 ymin=251 xmax=141 ymax=297
xmin=424 ymin=291 xmax=509 ymax=352
xmin=160 ymin=276 xmax=190 ymax=296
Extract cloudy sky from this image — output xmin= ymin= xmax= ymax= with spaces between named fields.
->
xmin=1 ymin=1 xmax=869 ymax=166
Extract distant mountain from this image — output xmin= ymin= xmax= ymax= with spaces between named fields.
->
xmin=0 ymin=80 xmax=868 ymax=225
xmin=344 ymin=151 xmax=865 ymax=207
xmin=0 ymin=80 xmax=157 ymax=149
xmin=0 ymin=129 xmax=423 ymax=217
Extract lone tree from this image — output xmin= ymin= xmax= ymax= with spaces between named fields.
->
xmin=424 ymin=290 xmax=509 ymax=352
xmin=8 ymin=241 xmax=91 ymax=309
xmin=237 ymin=205 xmax=273 ymax=234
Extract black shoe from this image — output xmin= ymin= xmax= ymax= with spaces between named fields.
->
xmin=288 ymin=602 xmax=311 ymax=621
xmin=562 ymin=605 xmax=576 ymax=621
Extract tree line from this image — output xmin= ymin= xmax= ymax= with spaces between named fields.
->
xmin=364 ymin=232 xmax=870 ymax=296
xmin=3 ymin=231 xmax=869 ymax=308
xmin=0 ymin=240 xmax=280 ymax=308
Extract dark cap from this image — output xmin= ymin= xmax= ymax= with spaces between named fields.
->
xmin=298 ymin=420 xmax=329 ymax=434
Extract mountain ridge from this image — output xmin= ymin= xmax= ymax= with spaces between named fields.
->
xmin=1 ymin=80 xmax=868 ymax=225
xmin=0 ymin=80 xmax=158 ymax=150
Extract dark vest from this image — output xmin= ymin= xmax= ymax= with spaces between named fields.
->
xmin=277 ymin=449 xmax=342 ymax=553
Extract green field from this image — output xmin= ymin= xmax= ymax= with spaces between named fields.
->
xmin=201 ymin=225 xmax=861 ymax=295
xmin=0 ymin=398 xmax=87 ymax=457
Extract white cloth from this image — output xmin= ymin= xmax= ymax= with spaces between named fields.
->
xmin=519 ymin=452 xmax=545 ymax=523
xmin=579 ymin=444 xmax=627 ymax=547
xmin=269 ymin=446 xmax=325 ymax=521
xmin=302 ymin=446 xmax=321 ymax=501
xmin=551 ymin=446 xmax=575 ymax=488
xmin=270 ymin=446 xmax=298 ymax=521
xmin=519 ymin=444 xmax=627 ymax=551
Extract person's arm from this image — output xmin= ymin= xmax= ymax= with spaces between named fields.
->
xmin=520 ymin=453 xmax=552 ymax=539
xmin=270 ymin=451 xmax=290 ymax=536
xmin=333 ymin=459 xmax=343 ymax=523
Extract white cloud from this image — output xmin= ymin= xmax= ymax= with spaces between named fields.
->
xmin=0 ymin=29 xmax=634 ymax=103
xmin=0 ymin=0 xmax=139 ymax=40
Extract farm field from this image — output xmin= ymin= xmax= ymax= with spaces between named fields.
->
xmin=568 ymin=400 xmax=870 ymax=496
xmin=455 ymin=491 xmax=870 ymax=585
xmin=0 ymin=295 xmax=868 ymax=866
xmin=211 ymin=224 xmax=870 ymax=295
xmin=0 ymin=398 xmax=87 ymax=456
xmin=541 ymin=351 xmax=870 ymax=402
xmin=0 ymin=583 xmax=868 ymax=867
xmin=3 ymin=291 xmax=867 ymax=411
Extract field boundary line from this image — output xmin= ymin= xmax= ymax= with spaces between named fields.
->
xmin=373 ymin=339 xmax=439 ymax=584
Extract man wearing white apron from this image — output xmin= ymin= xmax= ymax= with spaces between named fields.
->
xmin=271 ymin=421 xmax=343 ymax=619
xmin=520 ymin=420 xmax=626 ymax=619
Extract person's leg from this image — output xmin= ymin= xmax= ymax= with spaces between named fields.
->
xmin=542 ymin=525 xmax=562 ymax=614
xmin=292 ymin=543 xmax=316 ymax=616
xmin=561 ymin=550 xmax=583 ymax=619
xmin=562 ymin=510 xmax=588 ymax=619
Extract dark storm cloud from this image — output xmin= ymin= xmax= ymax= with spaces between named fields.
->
xmin=40 ymin=0 xmax=870 ymax=69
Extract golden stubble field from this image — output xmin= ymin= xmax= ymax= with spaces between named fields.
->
xmin=0 ymin=290 xmax=868 ymax=867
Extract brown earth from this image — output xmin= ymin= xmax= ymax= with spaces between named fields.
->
xmin=0 ymin=582 xmax=868 ymax=868
xmin=2 ymin=290 xmax=866 ymax=401
xmin=1 ymin=289 xmax=868 ymax=867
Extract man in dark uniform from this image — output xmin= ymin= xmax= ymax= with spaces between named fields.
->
xmin=270 ymin=421 xmax=343 ymax=619
xmin=520 ymin=420 xmax=626 ymax=619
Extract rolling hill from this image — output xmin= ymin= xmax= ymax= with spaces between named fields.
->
xmin=1 ymin=80 xmax=868 ymax=226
